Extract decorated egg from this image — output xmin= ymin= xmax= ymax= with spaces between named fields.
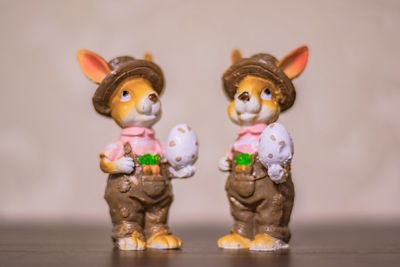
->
xmin=258 ymin=122 xmax=294 ymax=167
xmin=166 ymin=124 xmax=198 ymax=169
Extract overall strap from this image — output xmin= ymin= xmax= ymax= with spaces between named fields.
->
xmin=123 ymin=142 xmax=138 ymax=162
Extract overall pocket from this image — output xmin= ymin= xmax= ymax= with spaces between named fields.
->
xmin=142 ymin=175 xmax=167 ymax=198
xmin=230 ymin=175 xmax=255 ymax=198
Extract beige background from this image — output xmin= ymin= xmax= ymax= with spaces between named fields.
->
xmin=0 ymin=0 xmax=399 ymax=226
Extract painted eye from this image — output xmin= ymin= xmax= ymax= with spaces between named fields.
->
xmin=121 ymin=90 xmax=131 ymax=102
xmin=261 ymin=88 xmax=272 ymax=100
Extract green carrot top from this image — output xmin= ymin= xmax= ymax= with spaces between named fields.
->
xmin=138 ymin=154 xmax=160 ymax=165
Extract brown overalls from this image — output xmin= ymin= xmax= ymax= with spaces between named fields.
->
xmin=226 ymin=150 xmax=295 ymax=243
xmin=104 ymin=143 xmax=173 ymax=242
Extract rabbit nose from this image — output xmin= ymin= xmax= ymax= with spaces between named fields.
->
xmin=148 ymin=93 xmax=158 ymax=103
xmin=238 ymin=91 xmax=250 ymax=102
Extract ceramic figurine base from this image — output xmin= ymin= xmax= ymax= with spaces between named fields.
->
xmin=218 ymin=46 xmax=309 ymax=251
xmin=77 ymin=50 xmax=198 ymax=250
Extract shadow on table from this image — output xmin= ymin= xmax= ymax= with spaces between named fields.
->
xmin=110 ymin=248 xmax=182 ymax=267
xmin=221 ymin=249 xmax=292 ymax=267
xmin=109 ymin=246 xmax=293 ymax=267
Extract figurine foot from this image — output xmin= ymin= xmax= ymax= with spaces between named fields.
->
xmin=218 ymin=232 xmax=251 ymax=249
xmin=146 ymin=231 xmax=182 ymax=249
xmin=249 ymin=234 xmax=289 ymax=251
xmin=116 ymin=231 xmax=146 ymax=251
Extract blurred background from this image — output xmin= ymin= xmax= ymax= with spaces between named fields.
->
xmin=0 ymin=0 xmax=399 ymax=228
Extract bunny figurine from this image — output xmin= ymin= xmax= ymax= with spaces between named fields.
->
xmin=218 ymin=46 xmax=308 ymax=251
xmin=77 ymin=50 xmax=198 ymax=250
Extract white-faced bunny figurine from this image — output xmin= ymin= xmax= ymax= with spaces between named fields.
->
xmin=77 ymin=50 xmax=198 ymax=250
xmin=218 ymin=46 xmax=308 ymax=251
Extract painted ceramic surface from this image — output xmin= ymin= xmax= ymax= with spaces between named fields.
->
xmin=166 ymin=124 xmax=198 ymax=169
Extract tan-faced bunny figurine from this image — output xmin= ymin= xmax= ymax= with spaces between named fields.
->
xmin=77 ymin=50 xmax=198 ymax=250
xmin=218 ymin=46 xmax=309 ymax=251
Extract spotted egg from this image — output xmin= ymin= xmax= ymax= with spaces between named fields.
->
xmin=166 ymin=124 xmax=198 ymax=169
xmin=258 ymin=122 xmax=294 ymax=166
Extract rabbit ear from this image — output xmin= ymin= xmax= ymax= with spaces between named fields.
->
xmin=143 ymin=52 xmax=153 ymax=61
xmin=77 ymin=49 xmax=111 ymax=84
xmin=278 ymin=46 xmax=309 ymax=80
xmin=231 ymin=49 xmax=242 ymax=64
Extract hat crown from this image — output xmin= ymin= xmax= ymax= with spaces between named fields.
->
xmin=250 ymin=53 xmax=278 ymax=65
xmin=108 ymin=56 xmax=136 ymax=70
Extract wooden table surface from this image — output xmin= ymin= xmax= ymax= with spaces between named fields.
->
xmin=0 ymin=222 xmax=399 ymax=267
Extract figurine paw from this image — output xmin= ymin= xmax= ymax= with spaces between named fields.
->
xmin=116 ymin=231 xmax=146 ymax=251
xmin=147 ymin=233 xmax=182 ymax=249
xmin=267 ymin=164 xmax=288 ymax=184
xmin=169 ymin=165 xmax=196 ymax=178
xmin=218 ymin=156 xmax=231 ymax=172
xmin=217 ymin=232 xmax=251 ymax=249
xmin=115 ymin=157 xmax=135 ymax=174
xmin=249 ymin=234 xmax=289 ymax=251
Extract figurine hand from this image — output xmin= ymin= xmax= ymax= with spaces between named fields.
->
xmin=267 ymin=163 xmax=288 ymax=184
xmin=115 ymin=157 xmax=135 ymax=174
xmin=218 ymin=156 xmax=231 ymax=172
xmin=169 ymin=165 xmax=196 ymax=178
